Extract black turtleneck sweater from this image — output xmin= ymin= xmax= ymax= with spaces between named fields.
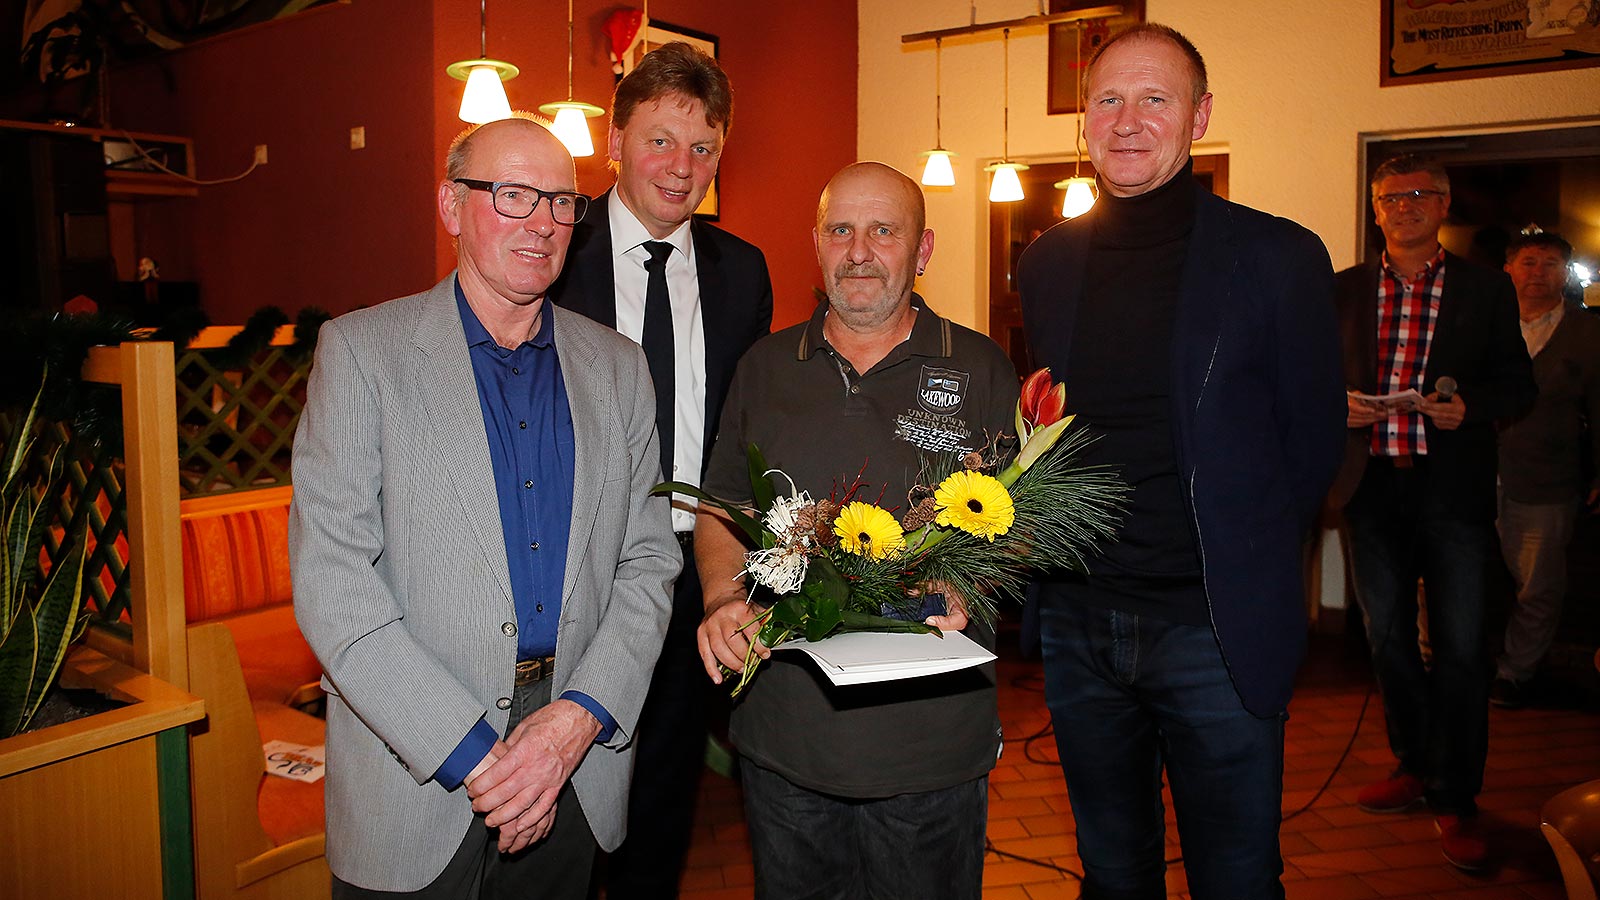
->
xmin=1065 ymin=162 xmax=1208 ymax=626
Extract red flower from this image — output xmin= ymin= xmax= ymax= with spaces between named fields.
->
xmin=1019 ymin=368 xmax=1067 ymax=430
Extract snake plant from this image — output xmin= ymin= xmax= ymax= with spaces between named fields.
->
xmin=0 ymin=372 xmax=90 ymax=739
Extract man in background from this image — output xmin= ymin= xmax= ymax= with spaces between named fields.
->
xmin=1331 ymin=153 xmax=1535 ymax=870
xmin=549 ymin=41 xmax=772 ymax=898
xmin=1017 ymin=23 xmax=1346 ymax=899
xmin=1491 ymin=231 xmax=1600 ymax=709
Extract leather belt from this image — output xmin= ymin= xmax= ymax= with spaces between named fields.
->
xmin=1387 ymin=454 xmax=1416 ymax=470
xmin=514 ymin=656 xmax=556 ymax=686
xmin=675 ymin=531 xmax=695 ymax=549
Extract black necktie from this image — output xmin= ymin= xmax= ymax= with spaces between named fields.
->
xmin=641 ymin=241 xmax=675 ymax=481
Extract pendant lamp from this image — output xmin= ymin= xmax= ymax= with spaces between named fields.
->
xmin=539 ymin=0 xmax=605 ymax=157
xmin=1057 ymin=21 xmax=1097 ymax=218
xmin=985 ymin=28 xmax=1027 ymax=203
xmin=919 ymin=38 xmax=956 ymax=187
xmin=446 ymin=0 xmax=518 ymax=125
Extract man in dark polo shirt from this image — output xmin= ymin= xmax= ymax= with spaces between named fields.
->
xmin=694 ymin=161 xmax=1019 ymax=900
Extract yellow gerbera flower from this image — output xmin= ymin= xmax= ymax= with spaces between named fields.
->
xmin=833 ymin=501 xmax=906 ymax=559
xmin=934 ymin=470 xmax=1015 ymax=541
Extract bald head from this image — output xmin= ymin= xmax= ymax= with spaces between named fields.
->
xmin=813 ymin=161 xmax=934 ymax=331
xmin=817 ymin=162 xmax=926 ymax=236
xmin=446 ymin=115 xmax=575 ymax=187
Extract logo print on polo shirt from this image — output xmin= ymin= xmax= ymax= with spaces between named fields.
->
xmin=917 ymin=365 xmax=969 ymax=415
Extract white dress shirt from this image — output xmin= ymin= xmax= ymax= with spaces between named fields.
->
xmin=1520 ymin=303 xmax=1564 ymax=359
xmin=608 ymin=190 xmax=706 ymax=532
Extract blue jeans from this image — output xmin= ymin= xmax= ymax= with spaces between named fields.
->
xmin=1343 ymin=458 xmax=1490 ymax=815
xmin=740 ymin=762 xmax=987 ymax=900
xmin=1040 ymin=600 xmax=1286 ymax=900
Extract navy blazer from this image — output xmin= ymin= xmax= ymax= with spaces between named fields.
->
xmin=1328 ymin=252 xmax=1535 ymax=520
xmin=549 ymin=189 xmax=774 ymax=479
xmin=1017 ymin=182 xmax=1347 ymax=717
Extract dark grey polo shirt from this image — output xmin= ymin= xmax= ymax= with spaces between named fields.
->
xmin=702 ymin=295 xmax=1020 ymax=797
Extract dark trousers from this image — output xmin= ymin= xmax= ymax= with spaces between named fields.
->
xmin=1344 ymin=458 xmax=1491 ymax=815
xmin=605 ymin=548 xmax=712 ymax=898
xmin=740 ymin=761 xmax=988 ymax=900
xmin=1039 ymin=600 xmax=1287 ymax=900
xmin=333 ymin=676 xmax=597 ymax=900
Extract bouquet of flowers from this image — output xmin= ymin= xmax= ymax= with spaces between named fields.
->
xmin=656 ymin=369 xmax=1128 ymax=697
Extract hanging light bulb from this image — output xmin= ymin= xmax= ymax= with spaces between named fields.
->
xmin=989 ymin=28 xmax=1025 ymax=203
xmin=446 ymin=0 xmax=518 ymax=125
xmin=920 ymin=38 xmax=957 ymax=187
xmin=539 ymin=0 xmax=605 ymax=157
xmin=1056 ymin=176 xmax=1097 ymax=218
xmin=1055 ymin=24 xmax=1096 ymax=219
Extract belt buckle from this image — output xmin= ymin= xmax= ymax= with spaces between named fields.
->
xmin=514 ymin=656 xmax=554 ymax=686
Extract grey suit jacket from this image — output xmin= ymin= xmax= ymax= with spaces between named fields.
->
xmin=288 ymin=273 xmax=680 ymax=890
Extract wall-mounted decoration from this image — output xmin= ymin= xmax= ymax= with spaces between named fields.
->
xmin=1046 ymin=0 xmax=1145 ymax=115
xmin=1382 ymin=0 xmax=1600 ymax=87
xmin=621 ymin=19 xmax=720 ymax=219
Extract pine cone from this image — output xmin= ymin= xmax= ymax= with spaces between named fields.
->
xmin=793 ymin=504 xmax=817 ymax=536
xmin=901 ymin=497 xmax=938 ymax=531
xmin=962 ymin=451 xmax=985 ymax=471
xmin=812 ymin=499 xmax=841 ymax=547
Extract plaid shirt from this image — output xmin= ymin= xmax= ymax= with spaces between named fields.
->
xmin=1371 ymin=247 xmax=1446 ymax=457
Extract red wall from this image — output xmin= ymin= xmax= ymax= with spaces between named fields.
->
xmin=110 ymin=0 xmax=855 ymax=328
xmin=113 ymin=0 xmax=437 ymax=322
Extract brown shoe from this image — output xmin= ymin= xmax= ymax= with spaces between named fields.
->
xmin=1436 ymin=815 xmax=1489 ymax=871
xmin=1357 ymin=772 xmax=1425 ymax=813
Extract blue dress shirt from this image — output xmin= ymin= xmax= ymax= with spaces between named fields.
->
xmin=435 ymin=281 xmax=617 ymax=789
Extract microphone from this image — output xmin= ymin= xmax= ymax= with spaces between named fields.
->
xmin=1435 ymin=376 xmax=1458 ymax=401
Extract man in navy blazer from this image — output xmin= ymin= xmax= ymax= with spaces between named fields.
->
xmin=547 ymin=41 xmax=772 ymax=899
xmin=1017 ymin=24 xmax=1345 ymax=900
xmin=1329 ymin=154 xmax=1534 ymax=871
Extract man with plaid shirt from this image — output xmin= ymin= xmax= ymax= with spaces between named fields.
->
xmin=1328 ymin=154 xmax=1535 ymax=871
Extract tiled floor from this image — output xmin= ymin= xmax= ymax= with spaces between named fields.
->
xmin=674 ymin=634 xmax=1600 ymax=900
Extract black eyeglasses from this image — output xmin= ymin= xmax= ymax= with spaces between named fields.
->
xmin=453 ymin=179 xmax=590 ymax=225
xmin=1375 ymin=188 xmax=1446 ymax=209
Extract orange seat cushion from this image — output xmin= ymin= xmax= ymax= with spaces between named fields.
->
xmin=214 ymin=605 xmax=323 ymax=705
xmin=254 ymin=701 xmax=327 ymax=847
xmin=182 ymin=501 xmax=293 ymax=621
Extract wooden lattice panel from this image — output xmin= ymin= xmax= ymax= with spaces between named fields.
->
xmin=174 ymin=347 xmax=308 ymax=496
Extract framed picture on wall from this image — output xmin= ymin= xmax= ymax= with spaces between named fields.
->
xmin=1046 ymin=0 xmax=1146 ymax=115
xmin=1382 ymin=0 xmax=1600 ymax=86
xmin=622 ymin=19 xmax=720 ymax=219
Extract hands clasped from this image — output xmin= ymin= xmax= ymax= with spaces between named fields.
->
xmin=464 ymin=699 xmax=600 ymax=854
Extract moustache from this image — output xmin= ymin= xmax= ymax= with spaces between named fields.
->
xmin=833 ymin=262 xmax=889 ymax=281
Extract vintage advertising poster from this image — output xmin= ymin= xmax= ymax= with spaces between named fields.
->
xmin=1384 ymin=0 xmax=1600 ymax=85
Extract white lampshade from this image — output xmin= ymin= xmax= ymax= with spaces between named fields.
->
xmin=986 ymin=162 xmax=1027 ymax=203
xmin=458 ymin=65 xmax=513 ymax=124
xmin=1058 ymin=177 xmax=1096 ymax=219
xmin=549 ymin=106 xmax=595 ymax=157
xmin=920 ymin=150 xmax=956 ymax=187
xmin=538 ymin=100 xmax=605 ymax=158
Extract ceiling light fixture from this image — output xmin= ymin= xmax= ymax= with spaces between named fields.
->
xmin=1057 ymin=20 xmax=1096 ymax=219
xmin=985 ymin=27 xmax=1027 ymax=203
xmin=539 ymin=0 xmax=605 ymax=157
xmin=446 ymin=0 xmax=517 ymax=125
xmin=920 ymin=37 xmax=956 ymax=187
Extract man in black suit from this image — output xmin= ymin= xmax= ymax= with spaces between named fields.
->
xmin=1329 ymin=154 xmax=1535 ymax=871
xmin=548 ymin=41 xmax=773 ymax=899
xmin=1016 ymin=24 xmax=1346 ymax=900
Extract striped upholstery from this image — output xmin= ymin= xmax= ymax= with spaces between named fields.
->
xmin=180 ymin=487 xmax=321 ymax=705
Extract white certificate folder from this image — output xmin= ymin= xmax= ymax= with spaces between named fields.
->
xmin=776 ymin=630 xmax=996 ymax=686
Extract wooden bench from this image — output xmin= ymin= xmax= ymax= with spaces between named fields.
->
xmin=178 ymin=486 xmax=329 ymax=899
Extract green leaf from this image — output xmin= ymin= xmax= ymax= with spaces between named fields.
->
xmin=21 ymin=529 xmax=86 ymax=730
xmin=768 ymin=596 xmax=807 ymax=629
xmin=804 ymin=594 xmax=841 ymax=642
xmin=0 ymin=594 xmax=38 ymax=738
xmin=649 ymin=480 xmax=766 ymax=546
xmin=2 ymin=370 xmax=45 ymax=489
xmin=746 ymin=444 xmax=778 ymax=514
xmin=838 ymin=610 xmax=941 ymax=635
xmin=809 ymin=556 xmax=851 ymax=606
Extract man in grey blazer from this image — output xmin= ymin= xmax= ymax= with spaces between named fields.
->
xmin=289 ymin=117 xmax=679 ymax=898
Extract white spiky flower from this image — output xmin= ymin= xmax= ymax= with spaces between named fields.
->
xmin=763 ymin=491 xmax=813 ymax=542
xmin=742 ymin=544 xmax=810 ymax=595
